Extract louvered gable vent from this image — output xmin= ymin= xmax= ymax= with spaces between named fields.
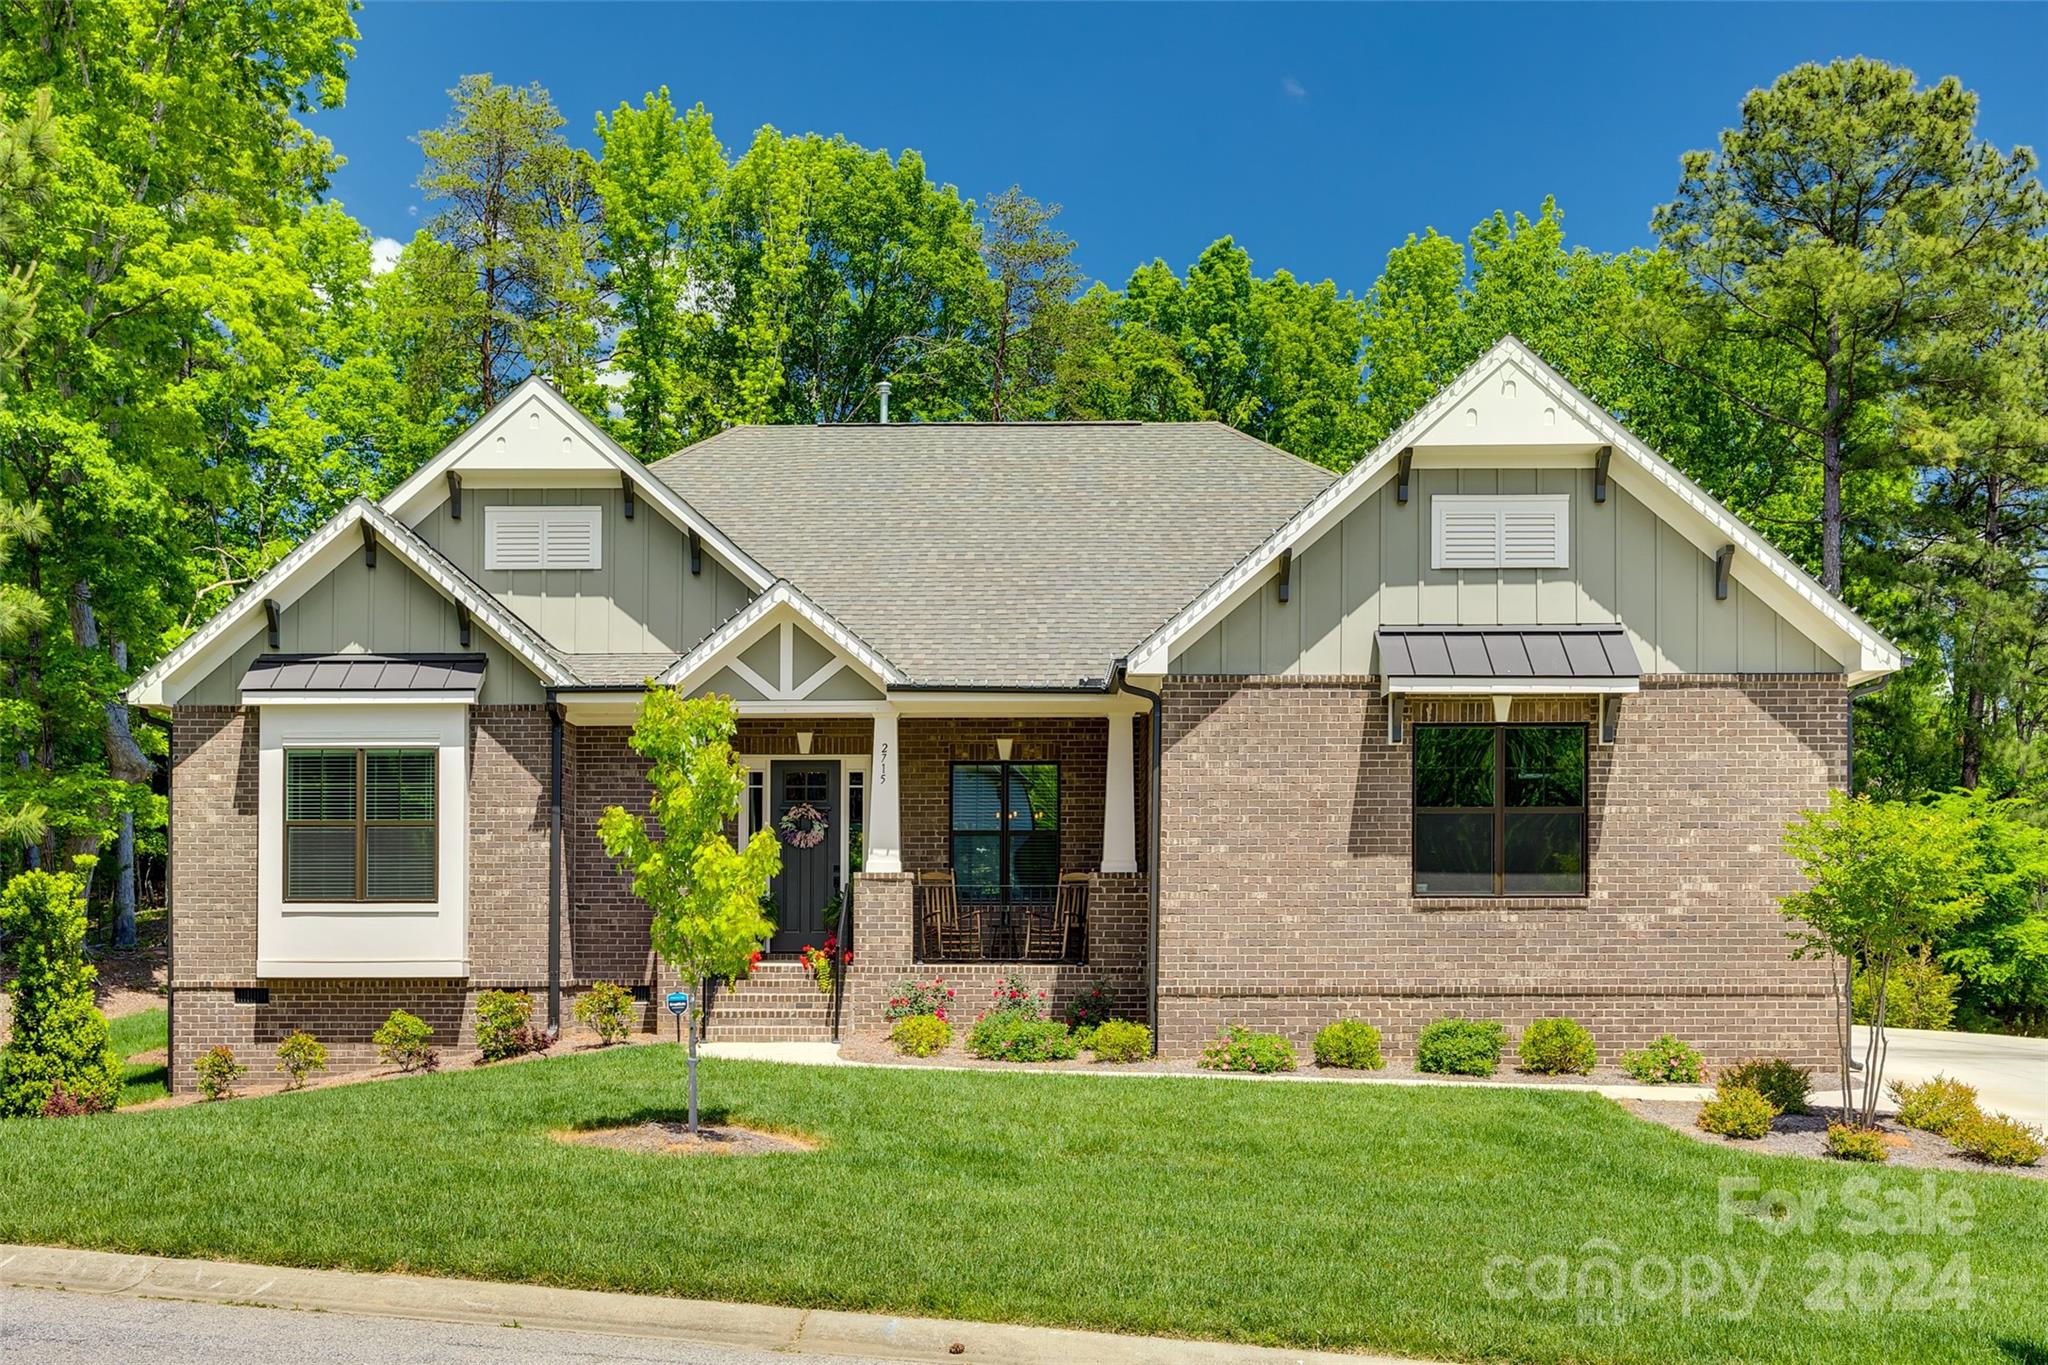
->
xmin=485 ymin=506 xmax=602 ymax=570
xmin=1431 ymin=495 xmax=1569 ymax=570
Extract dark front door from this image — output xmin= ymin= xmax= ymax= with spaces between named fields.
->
xmin=769 ymin=760 xmax=840 ymax=953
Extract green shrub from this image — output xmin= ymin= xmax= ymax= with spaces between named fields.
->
xmin=1416 ymin=1017 xmax=1506 ymax=1076
xmin=373 ymin=1010 xmax=436 ymax=1072
xmin=1197 ymin=1025 xmax=1296 ymax=1074
xmin=884 ymin=976 xmax=955 ymax=1022
xmin=1824 ymin=1123 xmax=1891 ymax=1162
xmin=573 ymin=982 xmax=635 ymax=1045
xmin=275 ymin=1032 xmax=328 ymax=1090
xmin=1952 ymin=1112 xmax=2046 ymax=1167
xmin=1070 ymin=1024 xmax=1098 ymax=1050
xmin=1852 ymin=951 xmax=1958 ymax=1031
xmin=1312 ymin=1020 xmax=1384 ymax=1070
xmin=966 ymin=1014 xmax=1076 ymax=1062
xmin=192 ymin=1045 xmax=247 ymax=1102
xmin=1697 ymin=1083 xmax=1777 ymax=1139
xmin=1089 ymin=1019 xmax=1151 ymax=1063
xmin=1619 ymin=1034 xmax=1705 ymax=1084
xmin=1062 ymin=979 xmax=1114 ymax=1031
xmin=476 ymin=990 xmax=546 ymax=1061
xmin=0 ymin=867 xmax=121 ymax=1118
xmin=890 ymin=1014 xmax=953 ymax=1057
xmin=1719 ymin=1057 xmax=1811 ymax=1116
xmin=1888 ymin=1074 xmax=1982 ymax=1138
xmin=1516 ymin=1017 xmax=1597 ymax=1075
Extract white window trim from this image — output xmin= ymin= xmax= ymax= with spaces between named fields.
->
xmin=257 ymin=703 xmax=469 ymax=978
xmin=1431 ymin=494 xmax=1570 ymax=570
xmin=484 ymin=504 xmax=603 ymax=571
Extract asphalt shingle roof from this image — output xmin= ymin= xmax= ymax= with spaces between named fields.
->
xmin=650 ymin=422 xmax=1333 ymax=687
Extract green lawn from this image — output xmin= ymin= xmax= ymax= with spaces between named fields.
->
xmin=109 ymin=1007 xmax=168 ymax=1106
xmin=0 ymin=1048 xmax=2041 ymax=1364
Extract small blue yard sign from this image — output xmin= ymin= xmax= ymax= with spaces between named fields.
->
xmin=666 ymin=991 xmax=690 ymax=1016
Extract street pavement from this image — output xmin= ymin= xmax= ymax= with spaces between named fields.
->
xmin=0 ymin=1286 xmax=889 ymax=1364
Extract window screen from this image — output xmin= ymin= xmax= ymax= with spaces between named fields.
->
xmin=285 ymin=748 xmax=437 ymax=901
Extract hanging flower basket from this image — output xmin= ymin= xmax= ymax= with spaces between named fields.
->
xmin=778 ymin=801 xmax=829 ymax=850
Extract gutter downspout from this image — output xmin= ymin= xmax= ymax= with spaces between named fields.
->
xmin=548 ymin=698 xmax=564 ymax=1032
xmin=1111 ymin=659 xmax=1163 ymax=1057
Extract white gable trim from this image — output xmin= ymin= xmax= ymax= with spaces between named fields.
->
xmin=1126 ymin=337 xmax=1905 ymax=682
xmin=380 ymin=378 xmax=774 ymax=592
xmin=655 ymin=581 xmax=908 ymax=696
xmin=126 ymin=499 xmax=574 ymax=708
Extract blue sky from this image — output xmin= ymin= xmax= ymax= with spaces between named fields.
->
xmin=326 ymin=2 xmax=2046 ymax=295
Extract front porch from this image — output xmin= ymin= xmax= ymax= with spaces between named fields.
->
xmin=555 ymin=613 xmax=1153 ymax=1039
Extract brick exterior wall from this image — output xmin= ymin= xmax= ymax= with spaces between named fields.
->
xmin=167 ymin=704 xmax=568 ymax=1090
xmin=1153 ymin=674 xmax=1845 ymax=1065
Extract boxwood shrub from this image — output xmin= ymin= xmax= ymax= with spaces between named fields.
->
xmin=1516 ymin=1017 xmax=1596 ymax=1075
xmin=1697 ymin=1082 xmax=1776 ymax=1139
xmin=1312 ymin=1020 xmax=1384 ymax=1070
xmin=891 ymin=1013 xmax=953 ymax=1057
xmin=1888 ymin=1074 xmax=1981 ymax=1138
xmin=1824 ymin=1123 xmax=1891 ymax=1163
xmin=1416 ymin=1017 xmax=1506 ymax=1076
xmin=1088 ymin=1019 xmax=1151 ymax=1063
xmin=1952 ymin=1113 xmax=2046 ymax=1167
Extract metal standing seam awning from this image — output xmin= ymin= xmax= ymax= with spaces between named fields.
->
xmin=1377 ymin=626 xmax=1641 ymax=737
xmin=238 ymin=653 xmax=487 ymax=702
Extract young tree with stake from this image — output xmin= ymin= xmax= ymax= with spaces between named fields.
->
xmin=598 ymin=690 xmax=779 ymax=1133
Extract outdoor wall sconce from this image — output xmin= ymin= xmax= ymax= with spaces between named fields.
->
xmin=797 ymin=730 xmax=814 ymax=755
xmin=997 ymin=736 xmax=1015 ymax=760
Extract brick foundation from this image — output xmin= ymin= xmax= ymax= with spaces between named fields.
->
xmin=1152 ymin=675 xmax=1844 ymax=1066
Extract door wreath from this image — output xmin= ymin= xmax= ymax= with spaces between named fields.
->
xmin=777 ymin=801 xmax=829 ymax=850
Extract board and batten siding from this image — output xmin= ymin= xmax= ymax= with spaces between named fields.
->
xmin=1170 ymin=467 xmax=1842 ymax=677
xmin=179 ymin=553 xmax=548 ymax=706
xmin=413 ymin=487 xmax=752 ymax=655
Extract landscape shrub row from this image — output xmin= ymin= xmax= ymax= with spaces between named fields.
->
xmin=889 ymin=975 xmax=1152 ymax=1063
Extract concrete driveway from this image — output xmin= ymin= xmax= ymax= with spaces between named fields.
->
xmin=1855 ymin=1027 xmax=2048 ymax=1127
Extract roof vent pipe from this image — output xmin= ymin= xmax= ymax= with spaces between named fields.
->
xmin=877 ymin=379 xmax=891 ymax=424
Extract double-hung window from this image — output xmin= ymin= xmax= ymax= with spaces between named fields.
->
xmin=950 ymin=762 xmax=1059 ymax=904
xmin=1413 ymin=725 xmax=1585 ymax=896
xmin=284 ymin=748 xmax=437 ymax=902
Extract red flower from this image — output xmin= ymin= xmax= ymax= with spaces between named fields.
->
xmin=841 ymin=950 xmax=854 ymax=964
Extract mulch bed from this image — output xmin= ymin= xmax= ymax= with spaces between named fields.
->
xmin=554 ymin=1121 xmax=816 ymax=1156
xmin=1625 ymin=1099 xmax=2046 ymax=1180
xmin=841 ymin=1029 xmax=1765 ymax=1089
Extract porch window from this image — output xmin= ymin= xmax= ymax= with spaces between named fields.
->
xmin=284 ymin=748 xmax=437 ymax=902
xmin=1413 ymin=725 xmax=1584 ymax=896
xmin=950 ymin=762 xmax=1059 ymax=904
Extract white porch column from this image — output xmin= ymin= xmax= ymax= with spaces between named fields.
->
xmin=865 ymin=704 xmax=903 ymax=872
xmin=1102 ymin=709 xmax=1139 ymax=874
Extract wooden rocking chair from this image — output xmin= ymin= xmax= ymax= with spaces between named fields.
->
xmin=1024 ymin=872 xmax=1089 ymax=962
xmin=919 ymin=870 xmax=977 ymax=961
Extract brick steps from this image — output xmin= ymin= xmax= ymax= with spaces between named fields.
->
xmin=701 ymin=961 xmax=839 ymax=1042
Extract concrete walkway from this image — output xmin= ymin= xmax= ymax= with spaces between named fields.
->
xmin=699 ymin=1039 xmax=1716 ymax=1104
xmin=0 ymin=1244 xmax=1418 ymax=1365
xmin=1811 ymin=1026 xmax=2048 ymax=1127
